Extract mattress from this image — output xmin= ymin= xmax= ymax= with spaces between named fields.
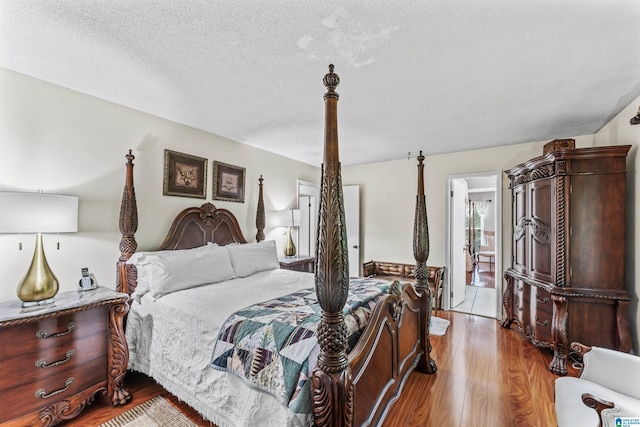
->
xmin=126 ymin=268 xmax=317 ymax=427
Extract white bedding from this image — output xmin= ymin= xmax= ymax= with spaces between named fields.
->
xmin=126 ymin=268 xmax=316 ymax=427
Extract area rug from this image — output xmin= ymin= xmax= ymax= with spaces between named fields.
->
xmin=430 ymin=316 xmax=450 ymax=336
xmin=99 ymin=396 xmax=198 ymax=427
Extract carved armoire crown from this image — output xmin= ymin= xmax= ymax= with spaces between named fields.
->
xmin=500 ymin=145 xmax=632 ymax=375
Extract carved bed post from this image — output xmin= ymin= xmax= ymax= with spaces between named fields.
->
xmin=256 ymin=175 xmax=265 ymax=242
xmin=414 ymin=151 xmax=437 ymax=374
xmin=312 ymin=64 xmax=353 ymax=427
xmin=116 ymin=150 xmax=138 ymax=294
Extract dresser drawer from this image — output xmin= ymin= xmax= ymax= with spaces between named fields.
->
xmin=533 ymin=288 xmax=552 ymax=315
xmin=0 ymin=307 xmax=108 ymax=361
xmin=0 ymin=355 xmax=107 ymax=422
xmin=533 ymin=309 xmax=552 ymax=343
xmin=513 ymin=280 xmax=528 ymax=325
xmin=0 ymin=288 xmax=130 ymax=425
xmin=0 ymin=330 xmax=106 ymax=391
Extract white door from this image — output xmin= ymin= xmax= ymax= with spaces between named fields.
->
xmin=343 ymin=185 xmax=360 ymax=277
xmin=298 ymin=181 xmax=320 ymax=257
xmin=451 ymin=179 xmax=468 ymax=308
xmin=298 ymin=195 xmax=313 ymax=256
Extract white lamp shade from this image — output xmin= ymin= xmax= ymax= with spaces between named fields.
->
xmin=0 ymin=192 xmax=78 ymax=233
xmin=270 ymin=209 xmax=301 ymax=228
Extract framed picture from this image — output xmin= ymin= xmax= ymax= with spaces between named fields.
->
xmin=213 ymin=161 xmax=245 ymax=203
xmin=163 ymin=149 xmax=207 ymax=199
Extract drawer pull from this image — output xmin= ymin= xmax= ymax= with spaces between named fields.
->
xmin=34 ymin=377 xmax=74 ymax=399
xmin=516 ymin=304 xmax=523 ymax=312
xmin=535 ymin=317 xmax=549 ymax=327
xmin=35 ymin=349 xmax=76 ymax=368
xmin=536 ymin=297 xmax=550 ymax=304
xmin=36 ymin=322 xmax=76 ymax=339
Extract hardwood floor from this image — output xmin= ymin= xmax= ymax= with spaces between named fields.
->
xmin=468 ymin=260 xmax=495 ymax=288
xmin=63 ymin=311 xmax=577 ymax=426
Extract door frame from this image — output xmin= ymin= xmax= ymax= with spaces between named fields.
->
xmin=444 ymin=171 xmax=503 ymax=319
xmin=297 ymin=180 xmax=320 ymax=257
xmin=450 ymin=178 xmax=469 ymax=309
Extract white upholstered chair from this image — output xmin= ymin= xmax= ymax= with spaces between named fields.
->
xmin=477 ymin=233 xmax=495 ymax=272
xmin=555 ymin=342 xmax=640 ymax=427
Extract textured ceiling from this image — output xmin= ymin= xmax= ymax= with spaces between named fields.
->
xmin=1 ymin=0 xmax=640 ymax=166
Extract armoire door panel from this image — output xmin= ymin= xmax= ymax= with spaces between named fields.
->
xmin=528 ymin=180 xmax=553 ymax=282
xmin=514 ymin=227 xmax=527 ymax=273
xmin=569 ymin=174 xmax=626 ymax=289
xmin=529 ymin=218 xmax=552 ymax=282
xmin=529 ymin=179 xmax=552 ymax=225
xmin=513 ymin=185 xmax=527 ymax=274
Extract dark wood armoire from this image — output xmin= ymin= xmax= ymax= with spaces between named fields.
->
xmin=500 ymin=145 xmax=632 ymax=375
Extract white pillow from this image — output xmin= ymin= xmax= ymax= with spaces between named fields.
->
xmin=126 ymin=243 xmax=216 ymax=265
xmin=143 ymin=245 xmax=236 ymax=299
xmin=126 ymin=251 xmax=165 ymax=301
xmin=227 ymin=240 xmax=279 ymax=278
xmin=126 ymin=244 xmax=225 ymax=300
xmin=126 ymin=242 xmax=218 ymax=265
xmin=130 ymin=262 xmax=165 ymax=303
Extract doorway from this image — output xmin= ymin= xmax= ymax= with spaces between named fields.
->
xmin=445 ymin=172 xmax=502 ymax=319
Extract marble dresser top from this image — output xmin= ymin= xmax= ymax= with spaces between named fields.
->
xmin=0 ymin=286 xmax=129 ymax=323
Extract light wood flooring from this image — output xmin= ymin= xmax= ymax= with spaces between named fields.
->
xmin=468 ymin=260 xmax=495 ymax=288
xmin=64 ymin=311 xmax=577 ymax=426
xmin=454 ymin=260 xmax=498 ymax=317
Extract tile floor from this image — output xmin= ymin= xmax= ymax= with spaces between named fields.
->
xmin=451 ymin=285 xmax=497 ymax=318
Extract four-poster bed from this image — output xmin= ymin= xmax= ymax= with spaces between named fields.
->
xmin=116 ymin=65 xmax=436 ymax=426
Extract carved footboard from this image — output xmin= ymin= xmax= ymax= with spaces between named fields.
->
xmin=348 ymin=281 xmax=431 ymax=426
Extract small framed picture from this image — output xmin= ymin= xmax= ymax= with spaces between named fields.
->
xmin=163 ymin=149 xmax=207 ymax=199
xmin=213 ymin=161 xmax=245 ymax=203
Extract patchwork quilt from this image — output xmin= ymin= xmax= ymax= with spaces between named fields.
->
xmin=210 ymin=277 xmax=391 ymax=424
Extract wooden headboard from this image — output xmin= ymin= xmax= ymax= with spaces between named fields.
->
xmin=157 ymin=203 xmax=247 ymax=250
xmin=116 ymin=152 xmax=265 ymax=294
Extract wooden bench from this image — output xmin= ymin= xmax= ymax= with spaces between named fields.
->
xmin=363 ymin=261 xmax=445 ymax=314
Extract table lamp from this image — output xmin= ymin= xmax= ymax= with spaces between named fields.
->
xmin=0 ymin=192 xmax=78 ymax=307
xmin=274 ymin=208 xmax=301 ymax=257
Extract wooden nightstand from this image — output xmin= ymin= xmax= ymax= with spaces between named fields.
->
xmin=0 ymin=287 xmax=131 ymax=426
xmin=279 ymin=255 xmax=315 ymax=273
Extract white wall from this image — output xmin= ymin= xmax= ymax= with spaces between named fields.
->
xmin=0 ymin=69 xmax=319 ymax=303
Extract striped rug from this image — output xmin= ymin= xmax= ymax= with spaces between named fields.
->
xmin=99 ymin=396 xmax=198 ymax=427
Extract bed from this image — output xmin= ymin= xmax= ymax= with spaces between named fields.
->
xmin=116 ymin=65 xmax=436 ymax=426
